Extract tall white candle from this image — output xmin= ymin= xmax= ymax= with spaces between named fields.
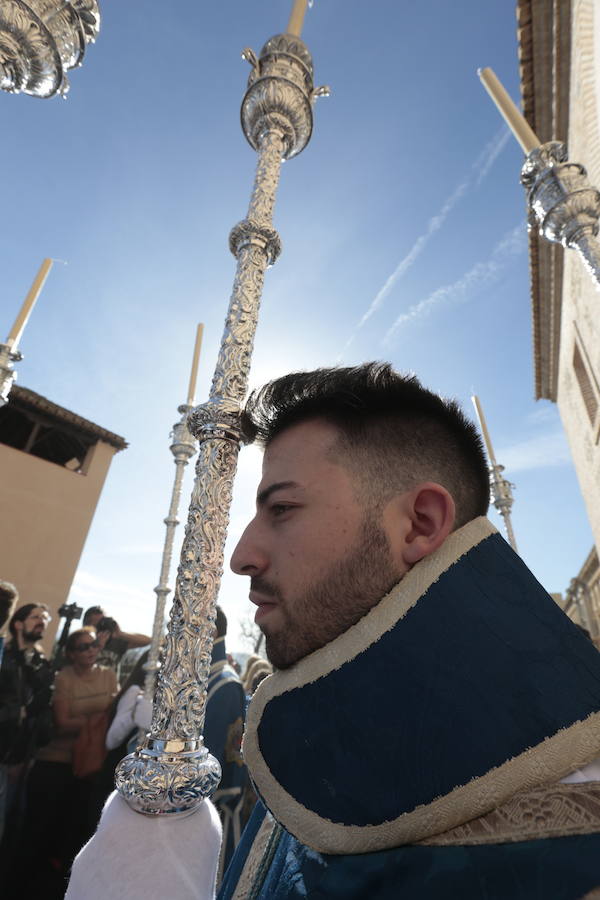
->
xmin=6 ymin=258 xmax=53 ymax=348
xmin=186 ymin=323 xmax=204 ymax=406
xmin=471 ymin=394 xmax=497 ymax=465
xmin=287 ymin=0 xmax=308 ymax=37
xmin=478 ymin=67 xmax=540 ymax=154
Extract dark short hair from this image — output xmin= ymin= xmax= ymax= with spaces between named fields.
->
xmin=83 ymin=606 xmax=105 ymax=625
xmin=215 ymin=606 xmax=227 ymax=638
xmin=242 ymin=363 xmax=490 ymax=529
xmin=0 ymin=582 xmax=18 ymax=631
xmin=66 ymin=626 xmax=97 ymax=656
xmin=9 ymin=603 xmax=50 ymax=640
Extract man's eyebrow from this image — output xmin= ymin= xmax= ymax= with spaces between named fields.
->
xmin=256 ymin=481 xmax=299 ymax=507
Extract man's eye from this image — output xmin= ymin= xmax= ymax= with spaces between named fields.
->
xmin=270 ymin=503 xmax=292 ymax=516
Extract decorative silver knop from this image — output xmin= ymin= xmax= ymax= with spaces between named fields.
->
xmin=0 ymin=343 xmax=21 ymax=407
xmin=488 ymin=464 xmax=517 ymax=552
xmin=471 ymin=395 xmax=517 ymax=552
xmin=116 ymin=30 xmax=324 ymax=817
xmin=0 ymin=0 xmax=100 ymax=98
xmin=522 ymin=142 xmax=600 ymax=291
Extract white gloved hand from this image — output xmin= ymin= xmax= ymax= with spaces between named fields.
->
xmin=132 ymin=694 xmax=153 ymax=731
xmin=66 ymin=791 xmax=222 ymax=900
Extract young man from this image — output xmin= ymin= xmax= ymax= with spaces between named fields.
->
xmin=69 ymin=364 xmax=600 ymax=899
xmin=220 ymin=363 xmax=600 ymax=899
xmin=82 ymin=607 xmax=150 ymax=675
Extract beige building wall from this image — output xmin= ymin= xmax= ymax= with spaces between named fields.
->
xmin=556 ymin=0 xmax=600 ymax=554
xmin=0 ymin=438 xmax=117 ymax=655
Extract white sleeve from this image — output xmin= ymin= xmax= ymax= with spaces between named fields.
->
xmin=105 ymin=686 xmax=141 ymax=750
xmin=132 ymin=694 xmax=153 ymax=732
xmin=66 ymin=791 xmax=222 ymax=900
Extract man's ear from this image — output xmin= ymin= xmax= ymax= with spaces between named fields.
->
xmin=400 ymin=482 xmax=455 ymax=567
xmin=13 ymin=619 xmax=23 ymax=635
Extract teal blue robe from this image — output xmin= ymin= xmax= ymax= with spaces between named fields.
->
xmin=220 ymin=518 xmax=600 ymax=898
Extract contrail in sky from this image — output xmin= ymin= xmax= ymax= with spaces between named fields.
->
xmin=382 ymin=221 xmax=525 ymax=346
xmin=338 ymin=125 xmax=511 ymax=359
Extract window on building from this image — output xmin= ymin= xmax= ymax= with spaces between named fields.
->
xmin=573 ymin=338 xmax=599 ymax=426
xmin=0 ymin=403 xmax=95 ymax=470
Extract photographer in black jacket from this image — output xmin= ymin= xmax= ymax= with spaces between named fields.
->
xmin=0 ymin=603 xmax=54 ymax=845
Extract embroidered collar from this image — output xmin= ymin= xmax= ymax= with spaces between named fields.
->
xmin=243 ymin=517 xmax=600 ymax=854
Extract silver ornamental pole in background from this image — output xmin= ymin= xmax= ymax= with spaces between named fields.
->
xmin=479 ymin=68 xmax=600 ymax=292
xmin=471 ymin=395 xmax=518 ymax=552
xmin=143 ymin=325 xmax=204 ymax=700
xmin=0 ymin=258 xmax=53 ymax=406
xmin=116 ymin=6 xmax=329 ymax=816
xmin=0 ymin=0 xmax=100 ymax=98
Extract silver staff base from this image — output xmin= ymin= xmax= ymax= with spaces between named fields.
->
xmin=115 ymin=738 xmax=221 ymax=818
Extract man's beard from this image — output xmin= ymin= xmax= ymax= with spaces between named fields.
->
xmin=23 ymin=627 xmax=43 ymax=643
xmin=255 ymin=514 xmax=401 ymax=670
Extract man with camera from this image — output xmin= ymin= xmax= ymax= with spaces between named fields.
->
xmin=82 ymin=607 xmax=150 ymax=675
xmin=0 ymin=603 xmax=54 ymax=844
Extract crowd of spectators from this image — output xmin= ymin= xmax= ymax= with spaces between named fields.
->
xmin=0 ymin=596 xmax=151 ymax=898
xmin=0 ymin=590 xmax=269 ymax=898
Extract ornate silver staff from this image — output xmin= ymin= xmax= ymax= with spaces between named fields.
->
xmin=0 ymin=0 xmax=100 ymax=98
xmin=0 ymin=258 xmax=53 ymax=406
xmin=143 ymin=325 xmax=204 ymax=700
xmin=471 ymin=394 xmax=518 ymax=552
xmin=116 ymin=0 xmax=328 ymax=816
xmin=479 ymin=68 xmax=600 ymax=292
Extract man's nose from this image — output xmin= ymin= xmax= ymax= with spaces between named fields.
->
xmin=230 ymin=521 xmax=268 ymax=576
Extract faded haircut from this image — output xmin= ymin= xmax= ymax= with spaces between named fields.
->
xmin=241 ymin=363 xmax=490 ymax=529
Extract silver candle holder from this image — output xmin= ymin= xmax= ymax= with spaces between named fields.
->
xmin=521 ymin=142 xmax=600 ymax=291
xmin=116 ymin=31 xmax=328 ymax=816
xmin=0 ymin=0 xmax=100 ymax=98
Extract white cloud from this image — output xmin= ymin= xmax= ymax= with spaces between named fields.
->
xmin=496 ymin=429 xmax=572 ymax=473
xmin=473 ymin=126 xmax=511 ymax=186
xmin=338 ymin=127 xmax=511 ymax=358
xmin=382 ymin=222 xmax=525 ymax=345
xmin=68 ymin=570 xmax=150 ymax=607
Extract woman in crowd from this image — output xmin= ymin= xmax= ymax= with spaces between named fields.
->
xmin=9 ymin=627 xmax=117 ymax=899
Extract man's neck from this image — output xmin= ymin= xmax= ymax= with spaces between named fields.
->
xmin=16 ymin=634 xmax=35 ymax=653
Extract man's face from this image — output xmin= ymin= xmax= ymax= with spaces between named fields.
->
xmin=86 ymin=612 xmax=103 ymax=628
xmin=20 ymin=607 xmax=50 ymax=643
xmin=96 ymin=629 xmax=111 ymax=650
xmin=230 ymin=420 xmax=407 ymax=669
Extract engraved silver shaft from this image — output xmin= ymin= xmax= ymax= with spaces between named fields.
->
xmin=144 ymin=405 xmax=197 ymax=701
xmin=116 ymin=31 xmax=326 ymax=816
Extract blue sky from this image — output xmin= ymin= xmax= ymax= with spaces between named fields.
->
xmin=2 ymin=1 xmax=593 ymax=652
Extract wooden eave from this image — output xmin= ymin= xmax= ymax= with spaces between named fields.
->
xmin=517 ymin=0 xmax=571 ymax=401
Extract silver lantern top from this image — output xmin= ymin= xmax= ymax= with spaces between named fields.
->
xmin=0 ymin=0 xmax=101 ymax=98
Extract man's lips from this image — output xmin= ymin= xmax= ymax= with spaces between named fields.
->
xmin=250 ymin=592 xmax=279 ymax=623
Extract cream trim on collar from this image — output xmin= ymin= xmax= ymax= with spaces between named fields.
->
xmin=242 ymin=517 xmax=600 ymax=854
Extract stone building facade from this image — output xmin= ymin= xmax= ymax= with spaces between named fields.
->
xmin=518 ymin=0 xmax=600 ymax=636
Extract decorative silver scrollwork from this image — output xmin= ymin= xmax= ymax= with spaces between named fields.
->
xmin=116 ymin=32 xmax=323 ymax=816
xmin=0 ymin=0 xmax=100 ymax=97
xmin=522 ymin=141 xmax=600 ymax=291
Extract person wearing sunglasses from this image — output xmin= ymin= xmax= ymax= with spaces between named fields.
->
xmin=7 ymin=627 xmax=117 ymax=899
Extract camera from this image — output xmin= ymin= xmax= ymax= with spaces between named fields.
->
xmin=57 ymin=601 xmax=83 ymax=621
